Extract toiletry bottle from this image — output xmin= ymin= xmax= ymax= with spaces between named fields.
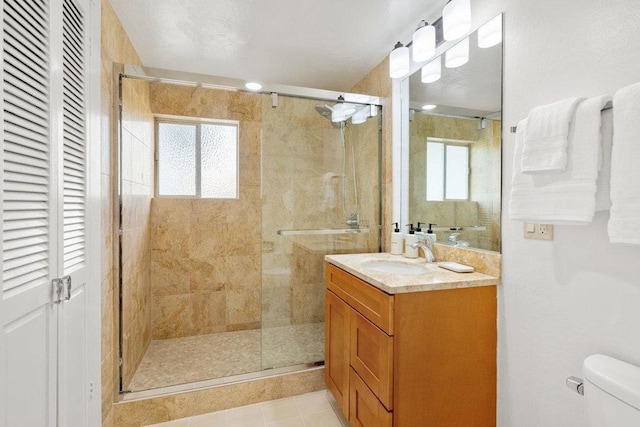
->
xmin=415 ymin=222 xmax=425 ymax=237
xmin=404 ymin=224 xmax=419 ymax=258
xmin=425 ymin=223 xmax=437 ymax=244
xmin=390 ymin=222 xmax=403 ymax=255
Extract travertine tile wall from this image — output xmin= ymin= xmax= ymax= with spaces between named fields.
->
xmin=148 ymin=83 xmax=263 ymax=339
xmin=100 ymin=0 xmax=149 ymax=424
xmin=120 ymin=78 xmax=154 ymax=389
xmin=409 ymin=114 xmax=501 ymax=251
xmin=350 ymin=57 xmax=393 ymax=250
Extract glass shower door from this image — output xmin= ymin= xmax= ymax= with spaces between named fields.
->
xmin=260 ymin=94 xmax=381 ymax=370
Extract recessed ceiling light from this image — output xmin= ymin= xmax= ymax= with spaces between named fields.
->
xmin=245 ymin=81 xmax=263 ymax=91
xmin=422 ymin=104 xmax=437 ymax=110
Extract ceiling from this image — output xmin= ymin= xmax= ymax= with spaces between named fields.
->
xmin=108 ymin=0 xmax=448 ymax=92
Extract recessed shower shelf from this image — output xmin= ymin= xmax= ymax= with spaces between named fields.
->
xmin=277 ymin=228 xmax=370 ymax=236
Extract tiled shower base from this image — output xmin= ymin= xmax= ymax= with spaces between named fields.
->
xmin=128 ymin=322 xmax=325 ymax=392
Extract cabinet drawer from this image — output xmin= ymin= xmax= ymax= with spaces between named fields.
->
xmin=326 ymin=263 xmax=394 ymax=335
xmin=350 ymin=310 xmax=393 ymax=410
xmin=349 ymin=368 xmax=393 ymax=427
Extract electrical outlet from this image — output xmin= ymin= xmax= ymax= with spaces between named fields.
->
xmin=523 ymin=223 xmax=554 ymax=240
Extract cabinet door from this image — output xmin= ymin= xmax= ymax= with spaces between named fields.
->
xmin=349 ymin=368 xmax=392 ymax=427
xmin=325 ymin=289 xmax=351 ymax=416
xmin=350 ymin=310 xmax=393 ymax=410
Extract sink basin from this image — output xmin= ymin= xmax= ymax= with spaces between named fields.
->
xmin=361 ymin=260 xmax=427 ymax=275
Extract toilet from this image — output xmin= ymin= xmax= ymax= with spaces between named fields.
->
xmin=583 ymin=354 xmax=640 ymax=426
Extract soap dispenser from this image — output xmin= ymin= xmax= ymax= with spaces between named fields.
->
xmin=390 ymin=222 xmax=403 ymax=255
xmin=424 ymin=223 xmax=437 ymax=244
xmin=404 ymin=224 xmax=419 ymax=258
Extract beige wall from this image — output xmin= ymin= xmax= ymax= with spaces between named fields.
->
xmin=120 ymin=78 xmax=154 ymax=388
xmin=100 ymin=0 xmax=148 ymax=424
xmin=149 ymin=83 xmax=263 ymax=338
xmin=409 ymin=114 xmax=501 ymax=251
xmin=350 ymin=57 xmax=393 ymax=250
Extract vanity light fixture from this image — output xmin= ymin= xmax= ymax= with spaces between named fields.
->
xmin=443 ymin=0 xmax=471 ymax=41
xmin=412 ymin=21 xmax=436 ymax=63
xmin=478 ymin=14 xmax=502 ymax=48
xmin=389 ymin=42 xmax=410 ymax=79
xmin=421 ymin=104 xmax=437 ymax=110
xmin=421 ymin=56 xmax=442 ymax=83
xmin=445 ymin=37 xmax=469 ymax=68
xmin=244 ymin=81 xmax=263 ymax=91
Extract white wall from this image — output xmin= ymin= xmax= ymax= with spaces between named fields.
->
xmin=469 ymin=1 xmax=640 ymax=426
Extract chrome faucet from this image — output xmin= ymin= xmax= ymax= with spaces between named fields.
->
xmin=410 ymin=239 xmax=435 ymax=263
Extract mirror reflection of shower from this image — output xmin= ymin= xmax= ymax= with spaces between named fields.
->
xmin=315 ymin=100 xmax=374 ymax=228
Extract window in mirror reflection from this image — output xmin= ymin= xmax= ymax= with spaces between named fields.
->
xmin=426 ymin=139 xmax=470 ymax=201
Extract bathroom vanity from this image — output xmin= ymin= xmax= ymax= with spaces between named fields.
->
xmin=324 ymin=253 xmax=498 ymax=426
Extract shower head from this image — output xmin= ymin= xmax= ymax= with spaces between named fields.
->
xmin=315 ymin=104 xmax=333 ymax=118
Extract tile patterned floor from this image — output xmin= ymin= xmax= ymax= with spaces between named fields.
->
xmin=129 ymin=323 xmax=324 ymax=391
xmin=145 ymin=390 xmax=349 ymax=427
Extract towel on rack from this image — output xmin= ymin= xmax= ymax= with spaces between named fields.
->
xmin=509 ymin=95 xmax=612 ymax=224
xmin=595 ymin=108 xmax=613 ymax=211
xmin=608 ymin=82 xmax=640 ymax=244
xmin=521 ymin=97 xmax=584 ymax=174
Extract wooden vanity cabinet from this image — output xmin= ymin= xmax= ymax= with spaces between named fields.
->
xmin=325 ymin=263 xmax=497 ymax=427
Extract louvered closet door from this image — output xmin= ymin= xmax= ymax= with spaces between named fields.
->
xmin=56 ymin=0 xmax=89 ymax=425
xmin=0 ymin=0 xmax=58 ymax=426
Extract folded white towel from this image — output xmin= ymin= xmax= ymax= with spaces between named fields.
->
xmin=521 ymin=97 xmax=584 ymax=174
xmin=608 ymin=82 xmax=640 ymax=244
xmin=595 ymin=108 xmax=613 ymax=211
xmin=509 ymin=95 xmax=611 ymax=224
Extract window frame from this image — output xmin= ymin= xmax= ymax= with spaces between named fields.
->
xmin=154 ymin=116 xmax=240 ymax=199
xmin=425 ymin=137 xmax=471 ymax=202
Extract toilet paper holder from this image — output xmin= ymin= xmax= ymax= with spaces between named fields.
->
xmin=566 ymin=376 xmax=584 ymax=395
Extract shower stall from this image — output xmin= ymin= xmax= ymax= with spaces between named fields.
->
xmin=117 ymin=75 xmax=382 ymax=395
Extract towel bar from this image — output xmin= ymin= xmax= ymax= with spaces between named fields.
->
xmin=510 ymin=100 xmax=613 ymax=133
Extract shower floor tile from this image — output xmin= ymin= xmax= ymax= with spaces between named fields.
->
xmin=129 ymin=322 xmax=324 ymax=392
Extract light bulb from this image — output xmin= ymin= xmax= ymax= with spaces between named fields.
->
xmin=389 ymin=42 xmax=410 ymax=79
xmin=443 ymin=0 xmax=471 ymax=41
xmin=421 ymin=104 xmax=437 ymax=110
xmin=445 ymin=37 xmax=469 ymax=68
xmin=412 ymin=21 xmax=436 ymax=63
xmin=421 ymin=56 xmax=442 ymax=83
xmin=478 ymin=15 xmax=502 ymax=48
xmin=244 ymin=81 xmax=262 ymax=91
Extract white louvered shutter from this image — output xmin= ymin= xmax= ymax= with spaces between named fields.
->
xmin=0 ymin=1 xmax=58 ymax=426
xmin=57 ymin=0 xmax=90 ymax=425
xmin=61 ymin=0 xmax=85 ymax=274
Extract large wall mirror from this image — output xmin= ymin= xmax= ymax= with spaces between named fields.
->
xmin=400 ymin=14 xmax=503 ymax=252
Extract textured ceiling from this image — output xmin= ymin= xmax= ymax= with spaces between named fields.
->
xmin=108 ymin=0 xmax=448 ymax=92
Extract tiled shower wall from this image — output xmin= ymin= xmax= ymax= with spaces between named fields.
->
xmin=120 ymin=78 xmax=154 ymax=388
xmin=409 ymin=114 xmax=501 ymax=251
xmin=148 ymin=83 xmax=263 ymax=339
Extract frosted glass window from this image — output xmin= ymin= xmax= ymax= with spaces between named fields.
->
xmin=156 ymin=120 xmax=239 ymax=198
xmin=445 ymin=145 xmax=469 ymax=199
xmin=426 ymin=140 xmax=469 ymax=201
xmin=201 ymin=124 xmax=238 ymax=198
xmin=158 ymin=123 xmax=197 ymax=196
xmin=426 ymin=142 xmax=445 ymax=201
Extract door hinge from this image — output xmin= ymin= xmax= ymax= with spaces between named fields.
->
xmin=52 ymin=275 xmax=72 ymax=304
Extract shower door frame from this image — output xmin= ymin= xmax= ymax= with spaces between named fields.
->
xmin=115 ymin=65 xmax=383 ymax=398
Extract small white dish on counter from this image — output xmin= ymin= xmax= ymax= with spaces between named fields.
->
xmin=438 ymin=262 xmax=474 ymax=273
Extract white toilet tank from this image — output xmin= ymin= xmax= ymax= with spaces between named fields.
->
xmin=583 ymin=354 xmax=640 ymax=427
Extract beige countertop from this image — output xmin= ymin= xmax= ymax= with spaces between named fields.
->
xmin=325 ymin=252 xmax=499 ymax=294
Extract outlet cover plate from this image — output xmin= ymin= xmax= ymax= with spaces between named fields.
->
xmin=523 ymin=223 xmax=554 ymax=240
